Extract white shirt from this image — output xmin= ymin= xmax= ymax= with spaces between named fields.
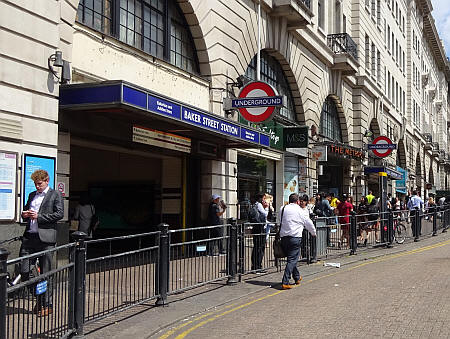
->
xmin=29 ymin=186 xmax=49 ymax=233
xmin=279 ymin=203 xmax=316 ymax=238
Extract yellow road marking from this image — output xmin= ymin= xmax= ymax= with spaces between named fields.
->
xmin=160 ymin=237 xmax=450 ymax=339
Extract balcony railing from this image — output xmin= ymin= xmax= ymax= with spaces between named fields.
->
xmin=327 ymin=33 xmax=358 ymax=61
xmin=298 ymin=0 xmax=311 ymax=10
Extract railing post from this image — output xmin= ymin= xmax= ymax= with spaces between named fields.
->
xmin=71 ymin=231 xmax=88 ymax=339
xmin=350 ymin=212 xmax=357 ymax=255
xmin=443 ymin=205 xmax=449 ymax=233
xmin=227 ymin=218 xmax=238 ymax=285
xmin=310 ymin=216 xmax=317 ymax=263
xmin=156 ymin=223 xmax=170 ymax=306
xmin=0 ymin=248 xmax=10 ymax=339
xmin=414 ymin=207 xmax=420 ymax=242
xmin=432 ymin=205 xmax=438 ymax=236
xmin=387 ymin=210 xmax=394 ymax=247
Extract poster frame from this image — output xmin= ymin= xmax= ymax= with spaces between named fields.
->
xmin=0 ymin=150 xmax=18 ymax=223
xmin=22 ymin=154 xmax=56 ymax=213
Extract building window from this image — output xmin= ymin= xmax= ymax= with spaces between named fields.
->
xmin=320 ymin=97 xmax=343 ymax=142
xmin=377 ymin=50 xmax=381 ymax=83
xmin=76 ymin=0 xmax=199 ymax=73
xmin=371 ymin=43 xmax=376 ymax=75
xmin=365 ymin=35 xmax=370 ymax=70
xmin=245 ymin=51 xmax=296 ymax=121
xmin=318 ymin=0 xmax=324 ymax=29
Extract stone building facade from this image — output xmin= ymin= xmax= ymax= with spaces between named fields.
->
xmin=1 ymin=0 xmax=449 ymax=241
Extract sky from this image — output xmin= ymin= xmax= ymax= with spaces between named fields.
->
xmin=431 ymin=0 xmax=450 ymax=57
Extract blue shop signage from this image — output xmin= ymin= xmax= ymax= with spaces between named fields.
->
xmin=60 ymin=82 xmax=269 ymax=148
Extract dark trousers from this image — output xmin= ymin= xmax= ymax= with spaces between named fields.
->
xmin=281 ymin=236 xmax=301 ymax=285
xmin=208 ymin=225 xmax=224 ymax=255
xmin=19 ymin=233 xmax=54 ymax=307
xmin=251 ymin=224 xmax=266 ymax=270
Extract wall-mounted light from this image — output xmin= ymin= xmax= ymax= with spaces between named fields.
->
xmin=363 ymin=129 xmax=373 ymax=138
xmin=48 ymin=50 xmax=71 ymax=84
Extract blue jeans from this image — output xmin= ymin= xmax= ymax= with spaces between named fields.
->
xmin=281 ymin=236 xmax=302 ymax=285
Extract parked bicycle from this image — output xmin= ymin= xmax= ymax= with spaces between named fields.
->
xmin=0 ymin=236 xmax=41 ymax=288
xmin=393 ymin=214 xmax=407 ymax=244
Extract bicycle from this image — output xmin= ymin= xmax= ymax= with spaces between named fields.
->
xmin=393 ymin=215 xmax=407 ymax=244
xmin=0 ymin=236 xmax=41 ymax=288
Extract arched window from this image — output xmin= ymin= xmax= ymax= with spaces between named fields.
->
xmin=76 ymin=0 xmax=199 ymax=73
xmin=245 ymin=51 xmax=296 ymax=121
xmin=320 ymin=97 xmax=342 ymax=142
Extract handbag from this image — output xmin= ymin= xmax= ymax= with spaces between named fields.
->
xmin=273 ymin=206 xmax=286 ymax=258
xmin=89 ymin=205 xmax=100 ymax=233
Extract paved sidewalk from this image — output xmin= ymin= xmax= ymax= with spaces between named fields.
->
xmin=84 ymin=231 xmax=450 ymax=339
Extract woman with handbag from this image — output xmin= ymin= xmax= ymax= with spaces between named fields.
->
xmin=72 ymin=192 xmax=97 ymax=238
xmin=279 ymin=193 xmax=316 ymax=290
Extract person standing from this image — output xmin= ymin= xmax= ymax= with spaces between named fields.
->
xmin=279 ymin=193 xmax=316 ymax=289
xmin=337 ymin=194 xmax=354 ymax=247
xmin=72 ymin=192 xmax=96 ymax=238
xmin=207 ymin=194 xmax=227 ymax=255
xmin=250 ymin=193 xmax=268 ymax=272
xmin=366 ymin=190 xmax=375 ymax=205
xmin=20 ymin=169 xmax=64 ymax=316
xmin=407 ymin=190 xmax=424 ymax=238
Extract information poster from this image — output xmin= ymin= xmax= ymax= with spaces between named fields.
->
xmin=22 ymin=154 xmax=56 ymax=209
xmin=0 ymin=151 xmax=17 ymax=221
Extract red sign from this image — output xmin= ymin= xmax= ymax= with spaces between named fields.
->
xmin=237 ymin=81 xmax=279 ymax=123
xmin=369 ymin=136 xmax=396 ymax=158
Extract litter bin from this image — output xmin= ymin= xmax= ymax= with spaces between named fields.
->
xmin=315 ymin=218 xmax=328 ymax=256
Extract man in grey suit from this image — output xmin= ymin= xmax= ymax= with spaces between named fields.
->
xmin=20 ymin=169 xmax=64 ymax=316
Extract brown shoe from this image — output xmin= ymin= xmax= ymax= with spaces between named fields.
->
xmin=282 ymin=284 xmax=293 ymax=290
xmin=295 ymin=276 xmax=303 ymax=285
xmin=38 ymin=307 xmax=53 ymax=317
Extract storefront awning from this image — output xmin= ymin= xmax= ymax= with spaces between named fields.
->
xmin=59 ymin=81 xmax=270 ymax=149
xmin=364 ymin=166 xmax=402 ymax=180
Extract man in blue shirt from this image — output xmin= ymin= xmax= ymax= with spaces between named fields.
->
xmin=407 ymin=190 xmax=423 ymax=238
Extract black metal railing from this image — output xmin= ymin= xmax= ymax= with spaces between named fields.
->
xmin=327 ymin=33 xmax=358 ymax=60
xmin=2 ymin=205 xmax=450 ymax=338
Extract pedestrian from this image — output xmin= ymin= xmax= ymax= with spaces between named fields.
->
xmin=279 ymin=193 xmax=316 ymax=289
xmin=72 ymin=192 xmax=96 ymax=238
xmin=366 ymin=190 xmax=375 ymax=205
xmin=20 ymin=169 xmax=64 ymax=317
xmin=306 ymin=196 xmax=316 ymax=217
xmin=250 ymin=193 xmax=268 ymax=272
xmin=367 ymin=198 xmax=379 ymax=243
xmin=357 ymin=196 xmax=369 ymax=246
xmin=425 ymin=196 xmax=436 ymax=222
xmin=263 ymin=193 xmax=275 ymax=241
xmin=337 ymin=194 xmax=353 ymax=248
xmin=207 ymin=194 xmax=227 ymax=256
xmin=407 ymin=190 xmax=424 ymax=237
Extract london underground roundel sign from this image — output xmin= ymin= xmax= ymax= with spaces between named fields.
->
xmin=368 ymin=136 xmax=397 ymax=158
xmin=235 ymin=81 xmax=283 ymax=123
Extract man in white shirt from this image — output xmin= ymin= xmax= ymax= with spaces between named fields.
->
xmin=279 ymin=193 xmax=316 ymax=289
xmin=251 ymin=194 xmax=268 ymax=272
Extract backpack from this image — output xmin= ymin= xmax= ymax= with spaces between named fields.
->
xmin=248 ymin=203 xmax=260 ymax=223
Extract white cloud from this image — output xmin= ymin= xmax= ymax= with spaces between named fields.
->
xmin=431 ymin=0 xmax=450 ymax=57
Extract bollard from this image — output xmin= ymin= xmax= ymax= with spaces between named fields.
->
xmin=305 ymin=231 xmax=311 ymax=264
xmin=349 ymin=212 xmax=357 ymax=255
xmin=444 ymin=205 xmax=449 ymax=233
xmin=156 ymin=223 xmax=170 ymax=306
xmin=227 ymin=218 xmax=238 ymax=285
xmin=432 ymin=205 xmax=437 ymax=236
xmin=237 ymin=224 xmax=244 ymax=281
xmin=310 ymin=216 xmax=317 ymax=263
xmin=71 ymin=231 xmax=88 ymax=339
xmin=387 ymin=210 xmax=394 ymax=247
xmin=0 ymin=248 xmax=10 ymax=339
xmin=414 ymin=207 xmax=420 ymax=242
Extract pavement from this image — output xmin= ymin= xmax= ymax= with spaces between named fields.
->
xmin=84 ymin=229 xmax=450 ymax=339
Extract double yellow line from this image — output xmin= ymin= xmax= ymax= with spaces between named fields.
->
xmin=159 ymin=237 xmax=450 ymax=339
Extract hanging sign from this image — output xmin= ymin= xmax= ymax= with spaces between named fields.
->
xmin=224 ymin=81 xmax=285 ymax=123
xmin=367 ymin=136 xmax=397 ymax=158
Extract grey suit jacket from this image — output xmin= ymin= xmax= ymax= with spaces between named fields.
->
xmin=23 ymin=188 xmax=64 ymax=244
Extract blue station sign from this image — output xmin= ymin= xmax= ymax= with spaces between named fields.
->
xmin=60 ymin=81 xmax=270 ymax=148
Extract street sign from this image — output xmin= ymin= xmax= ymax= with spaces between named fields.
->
xmin=284 ymin=126 xmax=309 ymax=148
xmin=231 ymin=81 xmax=284 ymax=123
xmin=367 ymin=136 xmax=396 ymax=158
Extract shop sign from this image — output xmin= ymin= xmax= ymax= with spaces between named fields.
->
xmin=395 ymin=166 xmax=407 ymax=194
xmin=0 ymin=151 xmax=17 ymax=221
xmin=239 ymin=118 xmax=284 ymax=150
xmin=328 ymin=144 xmax=364 ymax=160
xmin=311 ymin=145 xmax=327 ymax=161
xmin=225 ymin=81 xmax=284 ymax=123
xmin=284 ymin=126 xmax=309 ymax=149
xmin=367 ymin=136 xmax=397 ymax=158
xmin=133 ymin=126 xmax=191 ymax=153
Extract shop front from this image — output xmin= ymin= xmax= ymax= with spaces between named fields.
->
xmin=318 ymin=143 xmax=364 ymax=198
xmin=59 ymin=81 xmax=271 ymax=236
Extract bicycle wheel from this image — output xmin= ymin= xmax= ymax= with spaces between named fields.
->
xmin=395 ymin=223 xmax=407 ymax=244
